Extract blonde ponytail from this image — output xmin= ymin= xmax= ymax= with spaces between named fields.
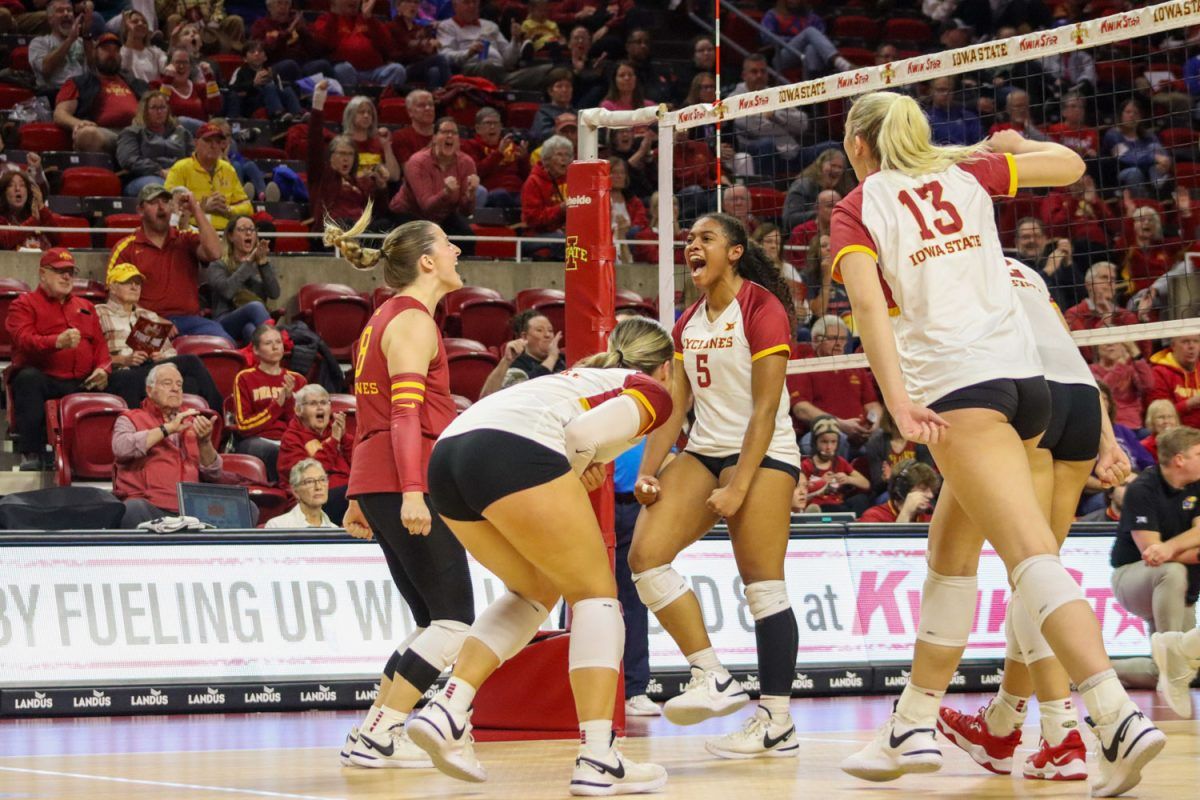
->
xmin=323 ymin=201 xmax=442 ymax=290
xmin=323 ymin=201 xmax=384 ymax=270
xmin=848 ymin=91 xmax=988 ymax=177
xmin=577 ymin=316 xmax=673 ymax=373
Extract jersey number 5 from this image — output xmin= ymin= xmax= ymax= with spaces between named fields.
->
xmin=695 ymin=353 xmax=712 ymax=387
xmin=897 ymin=181 xmax=964 ymax=241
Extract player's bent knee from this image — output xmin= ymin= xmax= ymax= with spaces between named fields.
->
xmin=915 ymin=569 xmax=977 ymax=648
xmin=471 ymin=592 xmax=550 ymax=663
xmin=632 ymin=564 xmax=690 ymax=613
xmin=1011 ymin=554 xmax=1085 ymax=628
xmin=568 ymin=597 xmax=623 ymax=672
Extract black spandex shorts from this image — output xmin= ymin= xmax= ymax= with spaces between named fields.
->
xmin=1038 ymin=381 xmax=1102 ymax=462
xmin=927 ymin=376 xmax=1051 ymax=441
xmin=686 ymin=450 xmax=802 ymax=483
xmin=428 ymin=429 xmax=572 ymax=522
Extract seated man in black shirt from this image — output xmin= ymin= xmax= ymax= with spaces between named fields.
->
xmin=1110 ymin=426 xmax=1200 ymax=692
xmin=478 ymin=308 xmax=566 ymax=398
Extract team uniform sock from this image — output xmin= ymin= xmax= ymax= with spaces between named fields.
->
xmin=441 ymin=676 xmax=477 ymax=715
xmin=895 ymin=683 xmax=945 ymax=728
xmin=363 ymin=705 xmax=408 ymax=737
xmin=1038 ymin=697 xmax=1078 ymax=746
xmin=1078 ymin=669 xmax=1128 ymax=728
xmin=685 ymin=647 xmax=725 ymax=674
xmin=580 ymin=719 xmax=613 ymax=757
xmin=984 ymin=688 xmax=1028 ymax=736
xmin=759 ymin=695 xmax=791 ymax=720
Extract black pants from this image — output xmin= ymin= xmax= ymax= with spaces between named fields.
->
xmin=107 ymin=355 xmax=224 ymax=413
xmin=10 ymin=369 xmax=84 ymax=455
xmin=615 ymin=496 xmax=651 ymax=697
xmin=324 ymin=484 xmax=349 ymax=529
xmin=357 ymin=492 xmax=475 ymax=628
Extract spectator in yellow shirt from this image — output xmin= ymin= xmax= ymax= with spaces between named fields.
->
xmin=164 ymin=122 xmax=253 ymax=230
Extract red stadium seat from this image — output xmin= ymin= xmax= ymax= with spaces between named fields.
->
xmin=372 ymin=286 xmax=395 ymax=308
xmin=329 ymin=393 xmax=357 ymax=443
xmin=748 ymin=187 xmax=786 ymax=220
xmin=297 ymin=283 xmax=373 ymax=361
xmin=516 ymin=287 xmax=565 ymax=311
xmin=208 ymin=53 xmax=242 ymax=83
xmin=458 ymin=297 xmax=517 ymax=350
xmin=172 ymin=335 xmax=249 ymax=399
xmin=323 ymin=94 xmax=351 ymax=121
xmin=59 ymin=166 xmax=122 ymax=197
xmin=471 ymin=224 xmax=518 ymax=259
xmin=447 ymin=351 xmax=499 ymax=402
xmin=18 ymin=123 xmax=70 ymax=153
xmin=219 ymin=453 xmax=292 ymax=523
xmin=882 ymin=18 xmax=933 ymax=45
xmin=47 ymin=392 xmax=128 ymax=485
xmin=1176 ymin=161 xmax=1200 ymax=190
xmin=444 ymin=337 xmax=490 ymax=355
xmin=104 ymin=213 xmax=142 ymax=249
xmin=995 ymin=193 xmax=1043 ymax=248
xmin=379 ymin=97 xmax=410 ymax=125
xmin=0 ymin=83 xmax=34 ymax=111
xmin=837 ymin=46 xmax=876 ymax=67
xmin=615 ymin=288 xmax=656 ymax=317
xmin=54 ymin=215 xmax=93 ymax=249
xmin=180 ymin=392 xmax=224 ymax=449
xmin=1160 ymin=127 xmax=1196 ymax=150
xmin=71 ymin=278 xmax=107 ymax=304
xmin=1095 ymin=60 xmax=1140 ymax=90
xmin=505 ymin=101 xmax=540 ymax=130
xmin=452 ymin=394 xmax=472 ymax=414
xmin=270 ymin=219 xmax=312 ymax=253
xmin=830 ymin=15 xmax=880 ymax=44
xmin=442 ymin=285 xmax=505 ymax=336
xmin=10 ymin=46 xmax=30 ymax=73
xmin=0 ymin=278 xmax=32 ymax=359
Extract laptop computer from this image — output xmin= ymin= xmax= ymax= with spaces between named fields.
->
xmin=177 ymin=483 xmax=255 ymax=529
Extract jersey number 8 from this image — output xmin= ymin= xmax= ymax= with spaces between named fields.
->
xmin=897 ymin=180 xmax=964 ymax=241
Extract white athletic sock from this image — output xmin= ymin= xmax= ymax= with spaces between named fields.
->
xmin=364 ymin=704 xmax=408 ymax=736
xmin=759 ymin=695 xmax=790 ymax=721
xmin=1180 ymin=628 xmax=1200 ymax=662
xmin=1078 ymin=669 xmax=1128 ymax=728
xmin=895 ymin=683 xmax=945 ymax=728
xmin=686 ymin=647 xmax=724 ymax=674
xmin=442 ymin=676 xmax=477 ymax=714
xmin=580 ymin=719 xmax=612 ymax=758
xmin=983 ymin=688 xmax=1028 ymax=736
xmin=358 ymin=704 xmax=382 ymax=732
xmin=1038 ymin=698 xmax=1077 ymax=746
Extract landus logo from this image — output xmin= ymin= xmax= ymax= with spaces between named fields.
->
xmin=830 ymin=671 xmax=865 ymax=689
xmin=883 ymin=670 xmax=911 ymax=688
xmin=245 ymin=686 xmax=282 ymax=704
xmin=131 ymin=688 xmax=169 ymax=707
xmin=74 ymin=689 xmax=112 ymax=709
xmin=980 ymin=669 xmax=1005 ymax=687
xmin=949 ymin=672 xmax=967 ymax=687
xmin=356 ymin=684 xmax=380 ymax=703
xmin=564 ymin=235 xmax=588 ymax=271
xmin=741 ymin=673 xmax=761 ymax=693
xmin=793 ymin=672 xmax=814 ymax=691
xmin=301 ymin=684 xmax=338 ymax=703
xmin=15 ymin=691 xmax=53 ymax=710
xmin=188 ymin=687 xmax=226 ymax=706
xmin=647 ymin=677 xmax=663 ymax=695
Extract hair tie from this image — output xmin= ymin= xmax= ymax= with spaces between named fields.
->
xmin=614 ymin=348 xmax=625 ymax=363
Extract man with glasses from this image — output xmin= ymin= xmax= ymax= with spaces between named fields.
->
xmin=266 ymin=460 xmax=338 ymax=529
xmin=165 ymin=123 xmax=254 ymax=230
xmin=5 ymin=248 xmax=111 ymax=471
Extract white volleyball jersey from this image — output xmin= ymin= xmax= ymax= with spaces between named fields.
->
xmin=673 ymin=280 xmax=801 ymax=466
xmin=439 ymin=367 xmax=672 ymax=457
xmin=1007 ymin=259 xmax=1096 ymax=388
xmin=829 ymin=152 xmax=1042 ymax=406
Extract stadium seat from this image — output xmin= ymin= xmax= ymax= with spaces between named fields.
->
xmin=531 ymin=299 xmax=565 ymax=343
xmin=447 ymin=351 xmax=499 ymax=402
xmin=1160 ymin=127 xmax=1196 ymax=150
xmin=471 ymin=224 xmax=518 ymax=259
xmin=458 ymin=297 xmax=518 ymax=350
xmin=830 ymin=15 xmax=880 ymax=45
xmin=721 ymin=9 xmax=763 ymax=52
xmin=0 ymin=83 xmax=34 ymax=111
xmin=615 ymin=289 xmax=656 ymax=317
xmin=85 ymin=195 xmax=137 ymax=220
xmin=47 ymin=193 xmax=85 ymax=217
xmin=1095 ymin=59 xmax=1140 ymax=90
xmin=47 ymin=392 xmax=128 ymax=486
xmin=297 ymin=283 xmax=373 ymax=361
xmin=323 ymin=94 xmax=351 ymax=121
xmin=18 ymin=123 xmax=69 ymax=152
xmin=378 ymin=97 xmax=410 ymax=125
xmin=0 ymin=278 xmax=31 ymax=359
xmin=59 ymin=166 xmax=122 ymax=197
xmin=208 ymin=53 xmax=242 ymax=82
xmin=219 ymin=453 xmax=291 ymax=524
xmin=329 ymin=393 xmax=356 ymax=442
xmin=882 ymin=18 xmax=933 ymax=46
xmin=372 ymin=286 xmax=395 ymax=309
xmin=444 ymin=337 xmax=490 ymax=355
xmin=838 ymin=47 xmax=875 ymax=67
xmin=54 ymin=215 xmax=93 ymax=249
xmin=10 ymin=45 xmax=30 ymax=73
xmin=748 ymin=187 xmax=786 ymax=221
xmin=172 ymin=335 xmax=249 ymax=399
xmin=270 ymin=219 xmax=312 ymax=253
xmin=71 ymin=278 xmax=107 ymax=304
xmin=241 ymin=145 xmax=289 ymax=161
xmin=443 ymin=285 xmax=504 ymax=320
xmin=104 ymin=213 xmax=142 ymax=249
xmin=516 ymin=287 xmax=565 ymax=311
xmin=181 ymin=393 xmax=225 ymax=449
xmin=39 ymin=151 xmax=116 ymax=171
xmin=1176 ymin=161 xmax=1200 ymax=190
xmin=505 ymin=101 xmax=540 ymax=131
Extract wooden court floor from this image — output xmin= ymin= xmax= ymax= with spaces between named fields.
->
xmin=0 ymin=692 xmax=1195 ymax=799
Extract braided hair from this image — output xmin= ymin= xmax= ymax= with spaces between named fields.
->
xmin=323 ymin=201 xmax=440 ymax=290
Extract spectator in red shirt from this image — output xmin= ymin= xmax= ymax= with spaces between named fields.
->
xmin=802 ymin=416 xmax=871 ymax=515
xmin=1042 ymin=173 xmax=1114 ymax=249
xmin=788 ymin=315 xmax=882 ymax=451
xmin=1043 ymin=92 xmax=1099 ymax=158
xmin=391 ymin=89 xmax=436 ymax=164
xmin=5 ymin=248 xmax=112 ymax=471
xmin=277 ymin=384 xmax=353 ymax=522
xmin=1091 ymin=341 xmax=1155 ymax=431
xmin=0 ymin=167 xmax=75 ymax=251
xmin=987 ymin=88 xmax=1046 ymax=141
xmin=859 ymin=460 xmax=940 ymax=523
xmin=1064 ymin=261 xmax=1144 ymax=358
xmin=53 ymin=32 xmax=142 ymax=154
xmin=389 ymin=116 xmax=479 ymax=255
xmin=1120 ymin=205 xmax=1180 ymax=295
xmin=232 ymin=324 xmax=307 ymax=484
xmin=1148 ymin=335 xmax=1200 ymax=429
xmin=1140 ymin=399 xmax=1181 ymax=463
xmin=307 ymin=81 xmax=391 ymax=231
xmin=156 ymin=48 xmax=221 ymax=127
xmin=462 ymin=106 xmax=531 ymax=209
xmin=314 ymin=0 xmax=407 ymax=89
xmin=389 ymin=0 xmax=453 ymax=88
xmin=521 ymin=134 xmax=572 ymax=258
xmin=251 ymin=0 xmax=334 ymax=84
xmin=788 ymin=188 xmax=838 ymax=250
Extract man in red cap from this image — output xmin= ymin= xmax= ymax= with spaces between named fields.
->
xmin=52 ymin=31 xmax=144 ymax=154
xmin=164 ymin=123 xmax=254 ymax=230
xmin=5 ymin=248 xmax=112 ymax=471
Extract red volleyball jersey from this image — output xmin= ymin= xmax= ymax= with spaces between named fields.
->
xmin=349 ymin=294 xmax=456 ymax=496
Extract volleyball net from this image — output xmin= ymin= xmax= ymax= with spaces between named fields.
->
xmin=582 ymin=0 xmax=1200 ymax=377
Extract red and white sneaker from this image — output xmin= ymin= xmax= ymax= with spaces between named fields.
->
xmin=1022 ymin=730 xmax=1087 ymax=781
xmin=936 ymin=706 xmax=1021 ymax=774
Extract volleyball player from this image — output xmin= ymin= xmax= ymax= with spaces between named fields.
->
xmin=326 ymin=203 xmax=476 ymax=769
xmin=405 ymin=317 xmax=675 ymax=796
xmin=628 ymin=213 xmax=803 ymax=759
xmin=830 ymin=93 xmax=1163 ymax=797
xmin=932 ymin=256 xmax=1128 ymax=780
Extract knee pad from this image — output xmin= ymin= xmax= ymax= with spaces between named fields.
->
xmin=1004 ymin=602 xmax=1027 ymax=664
xmin=1008 ymin=593 xmax=1054 ymax=664
xmin=745 ymin=580 xmax=791 ymax=620
xmin=915 ymin=569 xmax=977 ymax=648
xmin=406 ymin=619 xmax=471 ymax=672
xmin=384 ymin=626 xmax=427 ymax=678
xmin=1011 ymin=555 xmax=1085 ymax=628
xmin=632 ymin=564 xmax=689 ymax=613
xmin=470 ymin=592 xmax=549 ymax=664
xmin=568 ymin=598 xmax=624 ymax=672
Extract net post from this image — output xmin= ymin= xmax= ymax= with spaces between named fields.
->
xmin=657 ymin=119 xmax=676 ymax=327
